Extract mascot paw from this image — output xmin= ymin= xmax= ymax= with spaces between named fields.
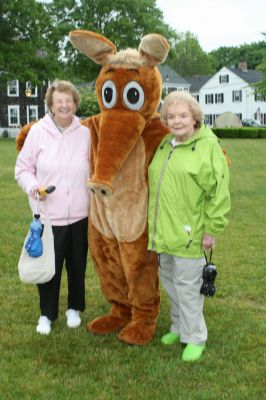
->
xmin=87 ymin=315 xmax=130 ymax=335
xmin=117 ymin=320 xmax=156 ymax=346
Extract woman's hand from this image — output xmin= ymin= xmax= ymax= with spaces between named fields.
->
xmin=34 ymin=186 xmax=56 ymax=201
xmin=34 ymin=187 xmax=47 ymax=201
xmin=202 ymin=234 xmax=215 ymax=251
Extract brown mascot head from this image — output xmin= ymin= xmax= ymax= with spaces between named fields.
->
xmin=69 ymin=30 xmax=170 ymax=195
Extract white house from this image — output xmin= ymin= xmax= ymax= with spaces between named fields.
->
xmin=188 ymin=62 xmax=266 ymax=126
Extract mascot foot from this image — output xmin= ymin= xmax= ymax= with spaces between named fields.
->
xmin=87 ymin=315 xmax=130 ymax=335
xmin=118 ymin=320 xmax=156 ymax=346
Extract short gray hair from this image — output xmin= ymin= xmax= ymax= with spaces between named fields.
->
xmin=45 ymin=80 xmax=81 ymax=112
xmin=160 ymin=91 xmax=203 ymax=129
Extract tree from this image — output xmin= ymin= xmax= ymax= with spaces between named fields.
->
xmin=44 ymin=0 xmax=176 ymax=83
xmin=254 ymin=60 xmax=266 ymax=95
xmin=209 ymin=41 xmax=266 ymax=71
xmin=169 ymin=32 xmax=214 ymax=77
xmin=253 ymin=33 xmax=266 ymax=96
xmin=0 ymin=0 xmax=61 ymax=87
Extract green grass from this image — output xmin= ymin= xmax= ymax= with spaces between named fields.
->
xmin=0 ymin=138 xmax=265 ymax=400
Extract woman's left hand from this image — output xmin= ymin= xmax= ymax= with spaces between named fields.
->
xmin=202 ymin=234 xmax=215 ymax=250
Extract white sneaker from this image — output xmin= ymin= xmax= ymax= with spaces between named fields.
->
xmin=66 ymin=309 xmax=81 ymax=328
xmin=36 ymin=316 xmax=51 ymax=335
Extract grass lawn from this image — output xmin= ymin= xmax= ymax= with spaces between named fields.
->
xmin=0 ymin=138 xmax=265 ymax=400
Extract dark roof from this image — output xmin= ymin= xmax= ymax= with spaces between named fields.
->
xmin=186 ymin=75 xmax=212 ymax=92
xmin=158 ymin=64 xmax=189 ymax=85
xmin=227 ymin=67 xmax=262 ymax=84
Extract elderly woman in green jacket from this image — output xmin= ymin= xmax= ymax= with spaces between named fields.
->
xmin=148 ymin=91 xmax=230 ymax=362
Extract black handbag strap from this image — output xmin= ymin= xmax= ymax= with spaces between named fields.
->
xmin=204 ymin=249 xmax=213 ymax=264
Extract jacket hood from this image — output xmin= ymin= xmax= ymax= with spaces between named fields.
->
xmin=38 ymin=113 xmax=82 ymax=138
xmin=160 ymin=124 xmax=218 ymax=150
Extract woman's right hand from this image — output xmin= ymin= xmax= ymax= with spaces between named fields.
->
xmin=34 ymin=185 xmax=56 ymax=200
xmin=202 ymin=234 xmax=215 ymax=251
xmin=34 ymin=187 xmax=47 ymax=201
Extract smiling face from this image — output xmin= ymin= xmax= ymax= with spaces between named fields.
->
xmin=166 ymin=103 xmax=197 ymax=142
xmin=51 ymin=90 xmax=76 ymax=128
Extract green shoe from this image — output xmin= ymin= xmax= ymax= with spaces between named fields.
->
xmin=181 ymin=343 xmax=206 ymax=362
xmin=161 ymin=332 xmax=180 ymax=345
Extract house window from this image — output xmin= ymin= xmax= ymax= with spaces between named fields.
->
xmin=27 ymin=105 xmax=38 ymax=123
xmin=192 ymin=94 xmax=199 ymax=102
xmin=219 ymin=75 xmax=229 ymax=83
xmin=213 ymin=114 xmax=220 ymax=125
xmin=255 ymin=92 xmax=266 ymax=102
xmin=215 ymin=93 xmax=224 ymax=103
xmin=7 ymin=80 xmax=19 ymax=96
xmin=204 ymin=115 xmax=213 ymax=125
xmin=8 ymin=105 xmax=20 ymax=126
xmin=232 ymin=90 xmax=242 ymax=102
xmin=205 ymin=94 xmax=213 ymax=104
xmin=26 ymin=81 xmax=38 ymax=98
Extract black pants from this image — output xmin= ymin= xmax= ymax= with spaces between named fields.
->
xmin=37 ymin=217 xmax=88 ymax=321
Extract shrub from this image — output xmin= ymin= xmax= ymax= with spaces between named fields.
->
xmin=2 ymin=130 xmax=9 ymax=138
xmin=76 ymin=89 xmax=100 ymax=117
xmin=212 ymin=127 xmax=266 ymax=139
xmin=258 ymin=128 xmax=266 ymax=138
xmin=212 ymin=128 xmax=240 ymax=138
xmin=239 ymin=128 xmax=258 ymax=138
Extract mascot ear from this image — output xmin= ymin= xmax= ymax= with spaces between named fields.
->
xmin=138 ymin=33 xmax=170 ymax=66
xmin=69 ymin=30 xmax=117 ymax=65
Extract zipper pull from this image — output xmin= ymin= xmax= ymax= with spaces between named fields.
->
xmin=186 ymin=239 xmax=193 ymax=249
xmin=168 ymin=150 xmax=173 ymax=159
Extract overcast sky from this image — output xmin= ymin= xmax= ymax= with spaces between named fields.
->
xmin=156 ymin=0 xmax=266 ymax=52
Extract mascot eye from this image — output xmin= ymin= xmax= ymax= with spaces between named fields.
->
xmin=102 ymin=80 xmax=117 ymax=109
xmin=123 ymin=81 xmax=144 ymax=111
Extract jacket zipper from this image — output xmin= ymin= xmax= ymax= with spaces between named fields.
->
xmin=151 ymin=142 xmax=194 ymax=251
xmin=151 ymin=146 xmax=173 ymax=250
xmin=63 ymin=130 xmax=71 ymax=224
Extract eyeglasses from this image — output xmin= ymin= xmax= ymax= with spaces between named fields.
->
xmin=53 ymin=98 xmax=74 ymax=105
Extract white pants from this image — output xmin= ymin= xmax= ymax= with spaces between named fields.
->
xmin=159 ymin=253 xmax=207 ymax=345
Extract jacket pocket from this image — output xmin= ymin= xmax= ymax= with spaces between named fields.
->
xmin=177 ymin=207 xmax=194 ymax=248
xmin=160 ymin=207 xmax=193 ymax=251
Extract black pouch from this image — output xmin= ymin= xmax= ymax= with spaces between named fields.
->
xmin=200 ymin=250 xmax=217 ymax=297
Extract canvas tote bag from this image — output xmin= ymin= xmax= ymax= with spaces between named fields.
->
xmin=18 ymin=212 xmax=55 ymax=284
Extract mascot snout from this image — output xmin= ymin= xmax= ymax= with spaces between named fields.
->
xmin=88 ymin=110 xmax=146 ymax=196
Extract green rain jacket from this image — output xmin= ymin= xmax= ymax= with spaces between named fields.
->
xmin=148 ymin=125 xmax=231 ymax=258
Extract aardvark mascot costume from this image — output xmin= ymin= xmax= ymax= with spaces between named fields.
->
xmin=16 ymin=30 xmax=170 ymax=345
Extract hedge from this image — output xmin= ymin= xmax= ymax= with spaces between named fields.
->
xmin=212 ymin=127 xmax=266 ymax=139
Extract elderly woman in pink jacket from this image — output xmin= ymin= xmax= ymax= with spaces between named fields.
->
xmin=15 ymin=80 xmax=90 ymax=335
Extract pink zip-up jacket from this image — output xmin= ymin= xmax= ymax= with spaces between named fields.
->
xmin=15 ymin=114 xmax=90 ymax=226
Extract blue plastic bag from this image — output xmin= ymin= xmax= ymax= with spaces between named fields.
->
xmin=25 ymin=218 xmax=43 ymax=257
